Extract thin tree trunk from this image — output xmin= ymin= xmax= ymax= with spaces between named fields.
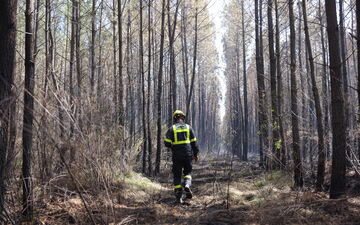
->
xmin=325 ymin=0 xmax=347 ymax=199
xmin=242 ymin=0 xmax=248 ymax=161
xmin=275 ymin=0 xmax=286 ymax=168
xmin=112 ymin=0 xmax=118 ymax=119
xmin=75 ymin=0 xmax=82 ymax=132
xmin=147 ymin=0 xmax=153 ymax=175
xmin=186 ymin=4 xmax=198 ymax=122
xmin=69 ymin=0 xmax=76 ymax=137
xmin=118 ymin=0 xmax=124 ymax=126
xmin=96 ymin=0 xmax=104 ymax=101
xmin=255 ymin=0 xmax=267 ymax=168
xmin=155 ymin=0 xmax=166 ymax=175
xmin=90 ymin=0 xmax=96 ymax=95
xmin=289 ymin=0 xmax=303 ymax=188
xmin=301 ymin=0 xmax=325 ymax=191
xmin=339 ymin=0 xmax=350 ymax=167
xmin=268 ymin=0 xmax=280 ymax=168
xmin=139 ymin=0 xmax=147 ymax=174
xmin=22 ymin=0 xmax=35 ymax=217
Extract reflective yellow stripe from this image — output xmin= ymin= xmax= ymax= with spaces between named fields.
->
xmin=165 ymin=138 xmax=172 ymax=143
xmin=190 ymin=138 xmax=197 ymax=142
xmin=173 ymin=184 xmax=182 ymax=189
xmin=173 ymin=124 xmax=191 ymax=145
xmin=184 ymin=175 xmax=192 ymax=180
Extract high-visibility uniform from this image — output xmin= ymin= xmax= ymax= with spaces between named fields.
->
xmin=164 ymin=122 xmax=199 ymax=191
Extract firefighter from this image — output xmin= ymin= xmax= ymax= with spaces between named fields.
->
xmin=164 ymin=110 xmax=199 ymax=203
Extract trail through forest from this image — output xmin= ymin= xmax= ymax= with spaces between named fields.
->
xmin=35 ymin=157 xmax=360 ymax=225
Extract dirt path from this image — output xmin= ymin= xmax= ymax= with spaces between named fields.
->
xmin=120 ymin=158 xmax=360 ymax=225
xmin=35 ymin=158 xmax=360 ymax=224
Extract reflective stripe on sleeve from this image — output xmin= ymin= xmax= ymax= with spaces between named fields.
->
xmin=190 ymin=138 xmax=197 ymax=142
xmin=165 ymin=138 xmax=172 ymax=143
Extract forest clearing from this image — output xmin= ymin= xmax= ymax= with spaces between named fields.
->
xmin=1 ymin=0 xmax=360 ymax=224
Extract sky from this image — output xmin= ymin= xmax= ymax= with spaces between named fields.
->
xmin=208 ymin=0 xmax=227 ymax=122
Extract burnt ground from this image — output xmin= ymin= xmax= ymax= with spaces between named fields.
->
xmin=11 ymin=158 xmax=360 ymax=225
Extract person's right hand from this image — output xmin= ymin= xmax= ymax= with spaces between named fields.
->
xmin=192 ymin=155 xmax=199 ymax=162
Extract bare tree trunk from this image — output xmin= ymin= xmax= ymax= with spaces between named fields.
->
xmin=268 ymin=0 xmax=280 ymax=168
xmin=301 ymin=0 xmax=325 ymax=191
xmin=325 ymin=0 xmax=347 ymax=199
xmin=96 ymin=0 xmax=104 ymax=102
xmin=90 ymin=0 xmax=96 ymax=95
xmin=139 ymin=0 xmax=147 ymax=174
xmin=167 ymin=0 xmax=180 ymax=125
xmin=319 ymin=0 xmax=330 ymax=160
xmin=242 ymin=0 xmax=248 ymax=161
xmin=155 ymin=0 xmax=166 ymax=175
xmin=357 ymin=0 xmax=360 ymax=161
xmin=275 ymin=0 xmax=286 ymax=168
xmin=147 ymin=0 xmax=153 ymax=175
xmin=75 ymin=0 xmax=83 ymax=132
xmin=186 ymin=3 xmax=198 ymax=123
xmin=255 ymin=0 xmax=267 ymax=168
xmin=289 ymin=0 xmax=303 ymax=188
xmin=339 ymin=0 xmax=350 ymax=167
xmin=22 ymin=0 xmax=35 ymax=218
xmin=118 ymin=0 xmax=124 ymax=126
xmin=112 ymin=0 xmax=118 ymax=119
xmin=0 ymin=0 xmax=18 ymax=215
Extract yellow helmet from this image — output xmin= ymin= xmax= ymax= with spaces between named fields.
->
xmin=173 ymin=110 xmax=186 ymax=120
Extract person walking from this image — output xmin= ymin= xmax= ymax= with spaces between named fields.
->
xmin=164 ymin=110 xmax=199 ymax=203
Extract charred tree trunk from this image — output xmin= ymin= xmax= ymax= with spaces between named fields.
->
xmin=275 ymin=0 xmax=286 ymax=168
xmin=147 ymin=0 xmax=153 ymax=175
xmin=289 ymin=0 xmax=303 ymax=188
xmin=301 ymin=0 xmax=325 ymax=191
xmin=242 ymin=0 xmax=248 ymax=161
xmin=357 ymin=0 xmax=360 ymax=161
xmin=118 ymin=0 xmax=124 ymax=126
xmin=139 ymin=0 xmax=147 ymax=174
xmin=325 ymin=0 xmax=347 ymax=199
xmin=155 ymin=0 xmax=166 ymax=175
xmin=0 ymin=0 xmax=18 ymax=215
xmin=268 ymin=0 xmax=280 ymax=168
xmin=255 ymin=0 xmax=267 ymax=168
xmin=22 ymin=0 xmax=35 ymax=218
xmin=186 ymin=4 xmax=198 ymax=123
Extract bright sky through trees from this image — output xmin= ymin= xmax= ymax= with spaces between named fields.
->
xmin=208 ymin=0 xmax=227 ymax=121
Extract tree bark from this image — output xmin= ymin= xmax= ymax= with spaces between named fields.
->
xmin=0 ymin=0 xmax=18 ymax=215
xmin=255 ymin=0 xmax=267 ymax=168
xmin=186 ymin=3 xmax=198 ymax=123
xmin=267 ymin=0 xmax=280 ymax=168
xmin=242 ymin=0 xmax=248 ymax=161
xmin=275 ymin=0 xmax=286 ymax=168
xmin=289 ymin=0 xmax=303 ymax=188
xmin=22 ymin=0 xmax=35 ymax=217
xmin=118 ymin=0 xmax=124 ymax=126
xmin=325 ymin=0 xmax=347 ymax=199
xmin=90 ymin=0 xmax=96 ymax=95
xmin=147 ymin=0 xmax=153 ymax=175
xmin=301 ymin=0 xmax=325 ymax=191
xmin=357 ymin=0 xmax=360 ymax=161
xmin=139 ymin=0 xmax=147 ymax=174
xmin=155 ymin=0 xmax=166 ymax=175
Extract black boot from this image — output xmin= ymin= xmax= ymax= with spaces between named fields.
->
xmin=184 ymin=184 xmax=193 ymax=199
xmin=174 ymin=189 xmax=183 ymax=203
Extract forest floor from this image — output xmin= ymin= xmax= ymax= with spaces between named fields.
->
xmin=15 ymin=156 xmax=360 ymax=225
